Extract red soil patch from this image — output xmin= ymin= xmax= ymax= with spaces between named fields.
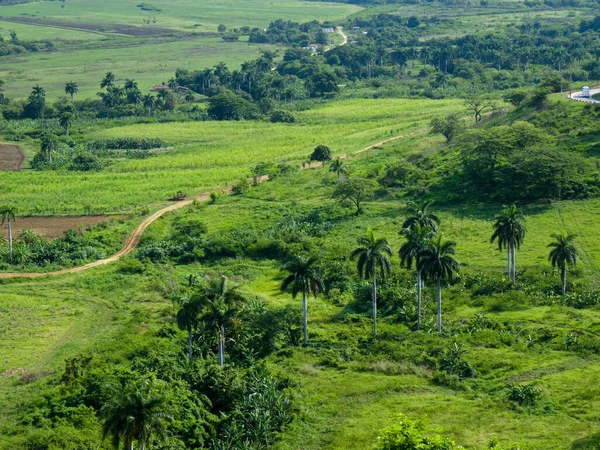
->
xmin=0 ymin=144 xmax=25 ymax=171
xmin=0 ymin=215 xmax=128 ymax=240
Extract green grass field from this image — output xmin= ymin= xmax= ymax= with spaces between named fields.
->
xmin=0 ymin=98 xmax=461 ymax=215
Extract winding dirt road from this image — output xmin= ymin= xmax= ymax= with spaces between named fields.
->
xmin=336 ymin=26 xmax=348 ymax=46
xmin=0 ymin=132 xmax=416 ymax=279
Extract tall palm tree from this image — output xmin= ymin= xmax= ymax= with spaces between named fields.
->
xmin=329 ymin=158 xmax=347 ymax=180
xmin=0 ymin=205 xmax=17 ymax=265
xmin=197 ymin=276 xmax=244 ymax=366
xmin=142 ymin=94 xmax=155 ymax=115
xmin=176 ymin=298 xmax=201 ymax=361
xmin=59 ymin=112 xmax=73 ymax=137
xmin=101 ymin=71 xmax=115 ymax=89
xmin=281 ymin=255 xmax=324 ymax=345
xmin=124 ymin=78 xmax=138 ymax=91
xmin=399 ymin=223 xmax=435 ymax=330
xmin=548 ymin=233 xmax=578 ymax=296
xmin=402 ymin=199 xmax=441 ymax=233
xmin=491 ymin=204 xmax=526 ymax=283
xmin=64 ymin=81 xmax=79 ymax=103
xmin=418 ymin=234 xmax=459 ymax=332
xmin=40 ymin=133 xmax=55 ymax=163
xmin=101 ymin=379 xmax=171 ymax=450
xmin=351 ymin=229 xmax=392 ymax=338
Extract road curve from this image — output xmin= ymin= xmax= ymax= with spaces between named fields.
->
xmin=0 ymin=132 xmax=415 ymax=279
xmin=336 ymin=26 xmax=348 ymax=46
xmin=569 ymin=88 xmax=600 ymax=104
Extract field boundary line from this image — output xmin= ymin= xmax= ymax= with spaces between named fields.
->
xmin=0 ymin=132 xmax=410 ymax=279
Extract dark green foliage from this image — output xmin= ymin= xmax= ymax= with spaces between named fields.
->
xmin=207 ymin=92 xmax=259 ymax=121
xmin=430 ymin=114 xmax=464 ymax=143
xmin=437 ymin=343 xmax=475 ymax=379
xmin=332 ymin=177 xmax=378 ymax=215
xmin=270 ymin=110 xmax=295 ymax=123
xmin=85 ymin=137 xmax=165 ymax=151
xmin=71 ymin=152 xmax=103 ymax=171
xmin=506 ymin=383 xmax=541 ymax=407
xmin=310 ymin=144 xmax=332 ymax=166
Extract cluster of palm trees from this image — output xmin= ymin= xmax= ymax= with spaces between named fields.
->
xmin=176 ymin=276 xmax=243 ymax=365
xmin=279 ymin=201 xmax=581 ymax=343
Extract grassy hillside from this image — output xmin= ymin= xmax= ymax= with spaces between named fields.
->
xmin=0 ymin=98 xmax=461 ymax=215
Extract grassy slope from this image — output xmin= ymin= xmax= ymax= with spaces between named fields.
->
xmin=0 ymin=98 xmax=461 ymax=215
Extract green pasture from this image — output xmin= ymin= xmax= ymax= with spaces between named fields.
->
xmin=0 ymin=36 xmax=275 ymax=100
xmin=0 ymin=0 xmax=360 ymax=33
xmin=0 ymin=19 xmax=102 ymax=41
xmin=0 ymin=98 xmax=461 ymax=215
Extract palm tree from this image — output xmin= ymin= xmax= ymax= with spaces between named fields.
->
xmin=40 ymin=133 xmax=55 ymax=163
xmin=399 ymin=223 xmax=435 ymax=330
xmin=64 ymin=81 xmax=78 ymax=103
xmin=124 ymin=78 xmax=138 ymax=91
xmin=548 ymin=233 xmax=578 ymax=296
xmin=418 ymin=234 xmax=459 ymax=332
xmin=59 ymin=112 xmax=73 ymax=137
xmin=402 ymin=199 xmax=441 ymax=233
xmin=281 ymin=255 xmax=324 ymax=345
xmin=142 ymin=94 xmax=155 ymax=114
xmin=197 ymin=276 xmax=244 ymax=366
xmin=329 ymin=158 xmax=347 ymax=180
xmin=351 ymin=229 xmax=392 ymax=338
xmin=0 ymin=205 xmax=17 ymax=265
xmin=176 ymin=298 xmax=200 ymax=361
xmin=101 ymin=379 xmax=171 ymax=450
xmin=490 ymin=204 xmax=526 ymax=283
xmin=100 ymin=71 xmax=115 ymax=89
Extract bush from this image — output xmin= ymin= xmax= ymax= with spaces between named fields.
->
xmin=506 ymin=383 xmax=541 ymax=407
xmin=231 ymin=178 xmax=251 ymax=195
xmin=270 ymin=110 xmax=296 ymax=123
xmin=377 ymin=414 xmax=459 ymax=450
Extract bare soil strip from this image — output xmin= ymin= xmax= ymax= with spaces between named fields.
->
xmin=0 ymin=133 xmax=414 ymax=279
xmin=0 ymin=144 xmax=25 ymax=171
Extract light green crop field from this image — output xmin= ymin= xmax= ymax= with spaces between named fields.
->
xmin=0 ymin=36 xmax=275 ymax=100
xmin=0 ymin=19 xmax=102 ymax=40
xmin=0 ymin=98 xmax=462 ymax=216
xmin=0 ymin=0 xmax=361 ymax=33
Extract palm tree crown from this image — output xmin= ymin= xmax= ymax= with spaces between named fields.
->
xmin=402 ymin=199 xmax=441 ymax=232
xmin=351 ymin=228 xmax=393 ymax=280
xmin=64 ymin=81 xmax=79 ymax=103
xmin=399 ymin=223 xmax=435 ymax=270
xmin=329 ymin=158 xmax=347 ymax=180
xmin=418 ymin=234 xmax=459 ymax=282
xmin=490 ymin=204 xmax=527 ymax=251
xmin=548 ymin=233 xmax=578 ymax=295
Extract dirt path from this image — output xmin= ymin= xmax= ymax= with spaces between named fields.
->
xmin=337 ymin=26 xmax=348 ymax=46
xmin=0 ymin=133 xmax=413 ymax=279
xmin=0 ymin=144 xmax=25 ymax=171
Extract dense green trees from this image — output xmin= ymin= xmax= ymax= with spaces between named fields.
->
xmin=310 ymin=144 xmax=332 ymax=167
xmin=548 ymin=233 xmax=578 ymax=296
xmin=101 ymin=379 xmax=171 ymax=450
xmin=281 ymin=255 xmax=324 ymax=345
xmin=491 ymin=204 xmax=527 ymax=283
xmin=351 ymin=229 xmax=393 ymax=338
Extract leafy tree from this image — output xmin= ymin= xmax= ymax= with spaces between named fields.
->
xmin=64 ymin=81 xmax=79 ymax=103
xmin=101 ymin=379 xmax=172 ymax=450
xmin=328 ymin=158 xmax=347 ymax=180
xmin=207 ymin=92 xmax=258 ymax=121
xmin=217 ymin=24 xmax=227 ymax=33
xmin=491 ymin=204 xmax=526 ymax=283
xmin=23 ymin=84 xmax=46 ymax=119
xmin=332 ymin=177 xmax=377 ymax=215
xmin=281 ymin=255 xmax=323 ymax=345
xmin=0 ymin=204 xmax=17 ymax=264
xmin=124 ymin=78 xmax=138 ymax=91
xmin=310 ymin=144 xmax=332 ymax=167
xmin=548 ymin=233 xmax=578 ymax=296
xmin=351 ymin=229 xmax=392 ymax=338
xmin=399 ymin=223 xmax=435 ymax=330
xmin=464 ymin=96 xmax=495 ymax=123
xmin=503 ymin=90 xmax=528 ymax=107
xmin=100 ymin=71 xmax=116 ymax=89
xmin=402 ymin=199 xmax=440 ymax=233
xmin=59 ymin=112 xmax=73 ymax=137
xmin=197 ymin=276 xmax=244 ymax=366
xmin=430 ymin=113 xmax=464 ymax=142
xmin=418 ymin=234 xmax=459 ymax=332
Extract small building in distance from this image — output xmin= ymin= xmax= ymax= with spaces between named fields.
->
xmin=322 ymin=27 xmax=335 ymax=33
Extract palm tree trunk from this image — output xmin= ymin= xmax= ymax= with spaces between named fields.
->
xmin=507 ymin=246 xmax=511 ymax=280
xmin=416 ymin=270 xmax=422 ymax=330
xmin=302 ymin=291 xmax=308 ymax=345
xmin=562 ymin=265 xmax=567 ymax=296
xmin=511 ymin=243 xmax=516 ymax=283
xmin=437 ymin=279 xmax=442 ymax=332
xmin=372 ymin=274 xmax=377 ymax=338
xmin=7 ymin=220 xmax=12 ymax=265
xmin=187 ymin=329 xmax=193 ymax=360
xmin=65 ymin=124 xmax=69 ymax=137
xmin=218 ymin=326 xmax=225 ymax=366
xmin=70 ymin=93 xmax=74 ymax=103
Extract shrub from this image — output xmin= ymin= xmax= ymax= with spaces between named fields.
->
xmin=377 ymin=414 xmax=459 ymax=449
xmin=270 ymin=110 xmax=296 ymax=123
xmin=438 ymin=343 xmax=475 ymax=379
xmin=506 ymin=383 xmax=541 ymax=407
